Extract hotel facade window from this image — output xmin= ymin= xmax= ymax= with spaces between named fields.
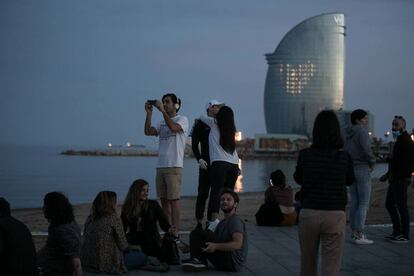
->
xmin=264 ymin=13 xmax=346 ymax=136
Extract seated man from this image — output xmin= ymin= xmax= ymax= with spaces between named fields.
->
xmin=0 ymin=198 xmax=38 ymax=276
xmin=182 ymin=189 xmax=248 ymax=272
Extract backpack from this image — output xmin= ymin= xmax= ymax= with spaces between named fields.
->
xmin=255 ymin=202 xmax=284 ymax=226
xmin=160 ymin=233 xmax=180 ymax=265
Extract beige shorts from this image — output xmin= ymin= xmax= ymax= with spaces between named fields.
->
xmin=156 ymin=167 xmax=182 ymax=200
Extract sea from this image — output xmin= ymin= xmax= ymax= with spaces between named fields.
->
xmin=0 ymin=144 xmax=388 ymax=209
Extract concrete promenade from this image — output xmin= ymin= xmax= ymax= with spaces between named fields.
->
xmin=85 ymin=223 xmax=414 ymax=276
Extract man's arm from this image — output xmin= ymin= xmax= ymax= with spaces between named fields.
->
xmin=72 ymin=257 xmax=82 ymax=276
xmin=144 ymin=102 xmax=158 ymax=136
xmin=191 ymin=120 xmax=202 ymax=161
xmin=161 ymin=111 xmax=183 ymax=132
xmin=203 ymin=232 xmax=243 ymax=253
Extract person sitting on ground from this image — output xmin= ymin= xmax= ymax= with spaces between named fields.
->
xmin=181 ymin=189 xmax=248 ymax=272
xmin=255 ymin=185 xmax=284 ymax=226
xmin=261 ymin=170 xmax=297 ymax=226
xmin=37 ymin=192 xmax=82 ymax=276
xmin=0 ymin=197 xmax=38 ymax=276
xmin=81 ymin=191 xmax=146 ymax=274
xmin=121 ymin=179 xmax=174 ymax=262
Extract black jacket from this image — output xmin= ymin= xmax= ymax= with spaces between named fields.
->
xmin=294 ymin=148 xmax=354 ymax=211
xmin=0 ymin=216 xmax=38 ymax=276
xmin=121 ymin=200 xmax=170 ymax=248
xmin=391 ymin=131 xmax=414 ymax=181
xmin=191 ymin=119 xmax=210 ymax=164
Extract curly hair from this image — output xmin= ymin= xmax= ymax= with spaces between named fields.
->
xmin=91 ymin=191 xmax=117 ymax=220
xmin=43 ymin=192 xmax=75 ymax=227
xmin=216 ymin=106 xmax=236 ymax=154
xmin=121 ymin=179 xmax=149 ymax=220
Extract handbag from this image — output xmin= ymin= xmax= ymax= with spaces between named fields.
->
xmin=160 ymin=233 xmax=180 ymax=265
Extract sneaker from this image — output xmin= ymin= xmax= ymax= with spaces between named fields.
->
xmin=384 ymin=233 xmax=398 ymax=240
xmin=352 ymin=234 xmax=374 ymax=245
xmin=181 ymin=258 xmax=207 ymax=272
xmin=388 ymin=235 xmax=409 ymax=244
xmin=207 ymin=219 xmax=220 ymax=232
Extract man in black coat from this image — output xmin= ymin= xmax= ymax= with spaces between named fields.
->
xmin=384 ymin=116 xmax=414 ymax=243
xmin=0 ymin=197 xmax=38 ymax=275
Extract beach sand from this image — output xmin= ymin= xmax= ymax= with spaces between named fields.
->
xmin=11 ymin=179 xmax=414 ymax=250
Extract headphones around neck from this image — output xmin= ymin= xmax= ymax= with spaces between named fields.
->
xmin=174 ymin=98 xmax=181 ymax=111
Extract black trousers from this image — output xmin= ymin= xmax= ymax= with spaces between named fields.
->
xmin=207 ymin=161 xmax=239 ymax=216
xmin=195 ymin=168 xmax=212 ymax=221
xmin=385 ymin=179 xmax=411 ymax=238
xmin=189 ymin=229 xmax=236 ymax=271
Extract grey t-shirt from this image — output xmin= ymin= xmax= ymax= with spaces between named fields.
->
xmin=214 ymin=214 xmax=248 ymax=271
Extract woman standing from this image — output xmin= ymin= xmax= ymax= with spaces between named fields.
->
xmin=81 ymin=191 xmax=146 ymax=274
xmin=121 ymin=179 xmax=172 ymax=261
xmin=294 ymin=110 xmax=354 ymax=276
xmin=200 ymin=106 xmax=239 ymax=227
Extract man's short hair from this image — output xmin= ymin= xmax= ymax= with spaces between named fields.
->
xmin=162 ymin=93 xmax=181 ymax=112
xmin=220 ymin=188 xmax=240 ymax=204
xmin=350 ymin=109 xmax=367 ymax=125
xmin=0 ymin=197 xmax=11 ymax=218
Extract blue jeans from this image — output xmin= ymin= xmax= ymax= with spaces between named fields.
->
xmin=349 ymin=166 xmax=372 ymax=233
xmin=124 ymin=250 xmax=147 ymax=270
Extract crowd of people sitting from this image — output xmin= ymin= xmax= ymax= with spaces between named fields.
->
xmin=1 ymin=100 xmax=413 ymax=276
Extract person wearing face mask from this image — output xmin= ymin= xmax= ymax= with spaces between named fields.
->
xmin=382 ymin=116 xmax=414 ymax=243
xmin=181 ymin=189 xmax=248 ymax=272
xmin=344 ymin=109 xmax=376 ymax=245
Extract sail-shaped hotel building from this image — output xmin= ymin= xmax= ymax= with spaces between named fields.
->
xmin=264 ymin=13 xmax=346 ymax=136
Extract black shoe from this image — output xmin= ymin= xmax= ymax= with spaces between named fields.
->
xmin=388 ymin=235 xmax=409 ymax=243
xmin=181 ymin=258 xmax=207 ymax=272
xmin=384 ymin=233 xmax=398 ymax=240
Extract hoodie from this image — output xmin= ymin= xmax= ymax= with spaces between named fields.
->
xmin=344 ymin=124 xmax=376 ymax=168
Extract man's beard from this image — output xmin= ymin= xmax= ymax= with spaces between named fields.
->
xmin=221 ymin=205 xmax=235 ymax=214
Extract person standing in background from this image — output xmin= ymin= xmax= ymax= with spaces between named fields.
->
xmin=199 ymin=106 xmax=239 ymax=230
xmin=191 ymin=100 xmax=224 ymax=230
xmin=384 ymin=116 xmax=414 ymax=243
xmin=294 ymin=110 xmax=354 ymax=276
xmin=144 ymin=93 xmax=189 ymax=238
xmin=344 ymin=109 xmax=376 ymax=244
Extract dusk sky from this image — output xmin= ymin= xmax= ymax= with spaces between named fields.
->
xmin=1 ymin=0 xmax=413 ymax=147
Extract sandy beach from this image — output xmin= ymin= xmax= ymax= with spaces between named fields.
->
xmin=11 ymin=178 xmax=414 ymax=250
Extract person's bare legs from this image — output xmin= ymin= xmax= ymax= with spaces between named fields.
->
xmin=170 ymin=199 xmax=180 ymax=237
xmin=161 ymin=198 xmax=172 ymax=225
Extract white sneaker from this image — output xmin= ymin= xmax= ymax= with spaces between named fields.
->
xmin=352 ymin=234 xmax=374 ymax=245
xmin=207 ymin=219 xmax=220 ymax=231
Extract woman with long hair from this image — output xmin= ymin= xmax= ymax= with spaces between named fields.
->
xmin=38 ymin=192 xmax=82 ymax=276
xmin=200 ymin=105 xmax=239 ymax=227
xmin=294 ymin=110 xmax=354 ymax=276
xmin=121 ymin=179 xmax=172 ymax=261
xmin=81 ymin=191 xmax=146 ymax=274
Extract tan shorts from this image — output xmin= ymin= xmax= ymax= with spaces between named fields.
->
xmin=156 ymin=167 xmax=182 ymax=200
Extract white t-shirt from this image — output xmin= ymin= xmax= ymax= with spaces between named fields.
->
xmin=199 ymin=115 xmax=239 ymax=165
xmin=156 ymin=115 xmax=189 ymax=168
